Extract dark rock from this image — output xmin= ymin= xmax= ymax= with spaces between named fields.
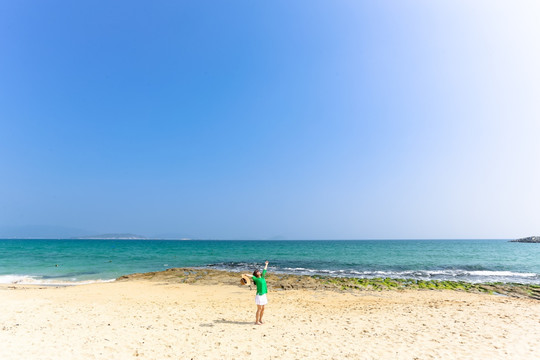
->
xmin=510 ymin=236 xmax=540 ymax=243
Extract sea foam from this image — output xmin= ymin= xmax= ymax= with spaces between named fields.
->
xmin=0 ymin=274 xmax=115 ymax=286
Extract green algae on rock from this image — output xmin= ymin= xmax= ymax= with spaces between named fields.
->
xmin=116 ymin=268 xmax=540 ymax=300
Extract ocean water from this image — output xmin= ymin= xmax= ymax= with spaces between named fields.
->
xmin=1 ymin=239 xmax=539 ymax=285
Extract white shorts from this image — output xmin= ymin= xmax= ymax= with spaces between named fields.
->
xmin=255 ymin=294 xmax=268 ymax=305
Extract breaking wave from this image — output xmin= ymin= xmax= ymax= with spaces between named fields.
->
xmin=205 ymin=262 xmax=540 ymax=284
xmin=0 ymin=274 xmax=115 ymax=286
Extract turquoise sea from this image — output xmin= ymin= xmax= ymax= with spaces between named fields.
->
xmin=1 ymin=239 xmax=539 ymax=285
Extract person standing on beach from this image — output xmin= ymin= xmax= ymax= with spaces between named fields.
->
xmin=243 ymin=260 xmax=269 ymax=325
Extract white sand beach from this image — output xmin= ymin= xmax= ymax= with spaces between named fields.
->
xmin=1 ymin=281 xmax=539 ymax=359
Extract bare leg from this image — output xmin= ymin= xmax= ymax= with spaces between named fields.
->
xmin=259 ymin=305 xmax=265 ymax=324
xmin=255 ymin=305 xmax=262 ymax=325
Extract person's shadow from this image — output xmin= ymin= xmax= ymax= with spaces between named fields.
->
xmin=199 ymin=319 xmax=254 ymax=326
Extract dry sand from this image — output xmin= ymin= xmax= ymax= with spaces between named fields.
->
xmin=1 ymin=281 xmax=539 ymax=359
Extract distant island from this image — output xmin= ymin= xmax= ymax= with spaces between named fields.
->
xmin=74 ymin=233 xmax=148 ymax=240
xmin=510 ymin=236 xmax=540 ymax=243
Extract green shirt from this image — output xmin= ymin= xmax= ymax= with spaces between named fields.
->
xmin=252 ymin=269 xmax=267 ymax=295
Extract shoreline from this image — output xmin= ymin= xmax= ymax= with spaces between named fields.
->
xmin=2 ymin=267 xmax=539 ymax=300
xmin=116 ymin=267 xmax=540 ymax=300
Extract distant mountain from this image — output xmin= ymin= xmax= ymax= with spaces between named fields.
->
xmin=74 ymin=233 xmax=148 ymax=240
xmin=0 ymin=225 xmax=93 ymax=239
xmin=0 ymin=226 xmax=193 ymax=240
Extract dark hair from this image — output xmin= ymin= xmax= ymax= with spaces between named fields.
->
xmin=253 ymin=269 xmax=260 ymax=276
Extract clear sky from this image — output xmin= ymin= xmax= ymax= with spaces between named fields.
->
xmin=1 ymin=1 xmax=539 ymax=239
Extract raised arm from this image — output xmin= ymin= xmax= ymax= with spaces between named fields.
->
xmin=264 ymin=261 xmax=269 ymax=270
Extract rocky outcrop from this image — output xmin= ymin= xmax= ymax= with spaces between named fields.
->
xmin=510 ymin=236 xmax=540 ymax=243
xmin=116 ymin=267 xmax=540 ymax=300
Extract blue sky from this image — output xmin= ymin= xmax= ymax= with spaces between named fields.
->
xmin=1 ymin=1 xmax=539 ymax=239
